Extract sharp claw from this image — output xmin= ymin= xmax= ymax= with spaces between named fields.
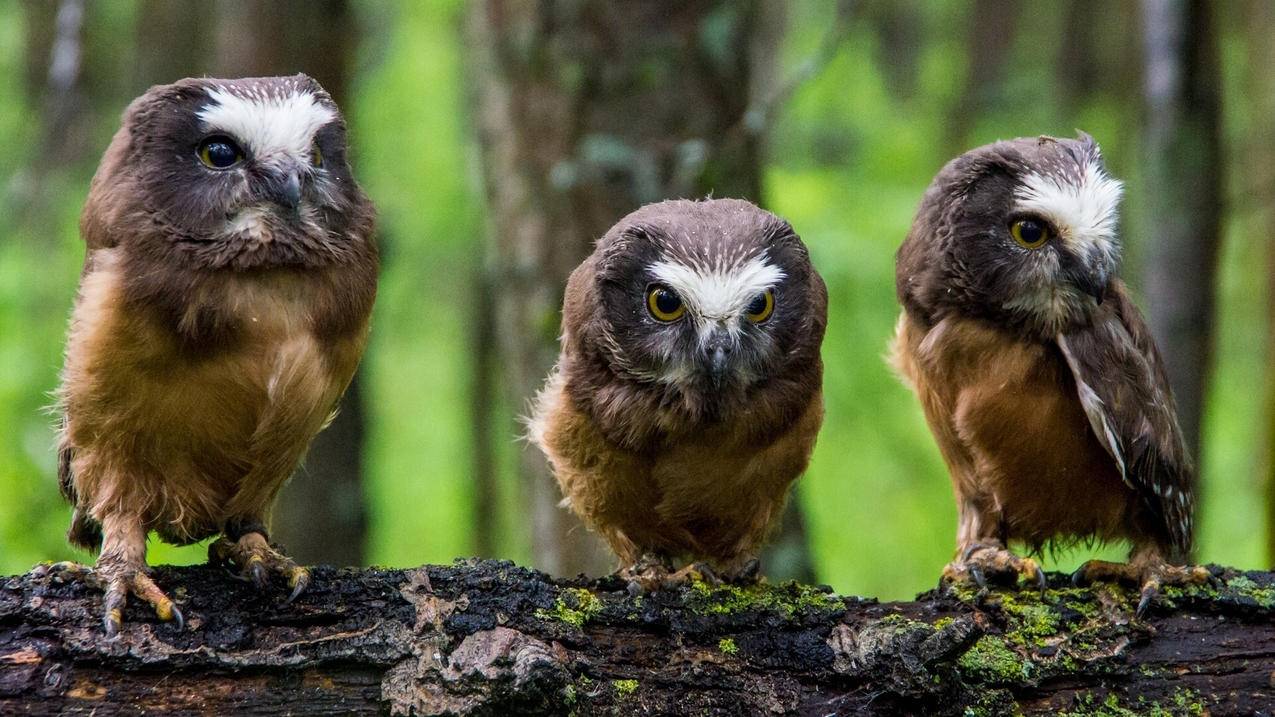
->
xmin=1034 ymin=565 xmax=1047 ymax=596
xmin=737 ymin=558 xmax=761 ymax=582
xmin=1071 ymin=564 xmax=1089 ymax=588
xmin=283 ymin=568 xmax=310 ymax=606
xmin=170 ymin=605 xmax=185 ymax=631
xmin=969 ymin=564 xmax=987 ymax=590
xmin=1136 ymin=586 xmax=1156 ymax=618
xmin=249 ymin=560 xmax=268 ymax=590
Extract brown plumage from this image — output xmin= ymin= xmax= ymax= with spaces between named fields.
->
xmin=55 ymin=75 xmax=377 ymax=634
xmin=892 ymin=134 xmax=1206 ymax=613
xmin=530 ymin=198 xmax=827 ymax=585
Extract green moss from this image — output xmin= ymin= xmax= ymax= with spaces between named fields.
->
xmin=718 ymin=637 xmax=738 ymax=655
xmin=933 ymin=616 xmax=956 ymax=630
xmin=612 ymin=679 xmax=639 ymax=697
xmin=1058 ymin=689 xmax=1208 ymax=717
xmin=957 ymin=636 xmax=1032 ymax=684
xmin=535 ymin=587 xmax=604 ymax=628
xmin=686 ymin=578 xmax=844 ymax=618
xmin=1222 ymin=575 xmax=1275 ymax=608
xmin=563 ymin=684 xmax=577 ymax=706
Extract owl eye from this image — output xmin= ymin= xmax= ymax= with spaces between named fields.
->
xmin=646 ymin=285 xmax=686 ymax=322
xmin=312 ymin=141 xmax=324 ymax=168
xmin=744 ymin=289 xmax=774 ymax=323
xmin=1010 ymin=218 xmax=1050 ymax=249
xmin=197 ymin=136 xmax=243 ymax=169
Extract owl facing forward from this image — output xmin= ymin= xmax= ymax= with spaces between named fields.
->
xmin=530 ymin=198 xmax=827 ymax=586
xmin=892 ymin=134 xmax=1208 ymax=613
xmin=55 ymin=75 xmax=377 ymax=634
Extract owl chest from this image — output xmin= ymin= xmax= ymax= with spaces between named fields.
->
xmin=905 ymin=315 xmax=1131 ymax=539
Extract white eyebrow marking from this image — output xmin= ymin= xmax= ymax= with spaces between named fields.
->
xmin=1013 ymin=161 xmax=1124 ymax=261
xmin=197 ymin=85 xmax=334 ymax=160
xmin=650 ymin=255 xmax=784 ymax=325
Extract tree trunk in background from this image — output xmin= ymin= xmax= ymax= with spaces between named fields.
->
xmin=1139 ymin=0 xmax=1222 ymax=468
xmin=945 ymin=0 xmax=1019 ymax=152
xmin=468 ymin=1 xmax=804 ymax=579
xmin=208 ymin=0 xmax=367 ymax=567
xmin=1247 ymin=0 xmax=1275 ymax=566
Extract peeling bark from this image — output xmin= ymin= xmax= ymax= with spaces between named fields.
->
xmin=2 ymin=560 xmax=1273 ymax=715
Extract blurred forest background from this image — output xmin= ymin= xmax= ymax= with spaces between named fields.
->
xmin=0 ymin=0 xmax=1271 ymax=601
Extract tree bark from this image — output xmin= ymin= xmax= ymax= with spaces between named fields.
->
xmin=205 ymin=0 xmax=369 ymax=567
xmin=2 ymin=560 xmax=1272 ymax=715
xmin=1138 ymin=0 xmax=1223 ymax=462
xmin=467 ymin=1 xmax=778 ymax=578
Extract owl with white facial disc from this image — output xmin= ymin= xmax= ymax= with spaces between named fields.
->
xmin=892 ymin=134 xmax=1209 ymax=615
xmin=55 ymin=75 xmax=377 ymax=635
xmin=530 ymin=198 xmax=827 ymax=586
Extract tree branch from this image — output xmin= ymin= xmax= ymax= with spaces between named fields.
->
xmin=1 ymin=560 xmax=1272 ymax=714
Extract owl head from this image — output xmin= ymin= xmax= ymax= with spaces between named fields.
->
xmin=84 ymin=74 xmax=372 ymax=270
xmin=897 ymin=133 xmax=1124 ymax=336
xmin=572 ymin=198 xmax=826 ymax=422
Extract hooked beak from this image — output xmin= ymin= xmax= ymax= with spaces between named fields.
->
xmin=703 ymin=330 xmax=733 ymax=388
xmin=1071 ymin=267 xmax=1108 ymax=305
xmin=265 ymin=167 xmax=303 ymax=214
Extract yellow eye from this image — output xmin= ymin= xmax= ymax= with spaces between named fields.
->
xmin=647 ymin=285 xmax=686 ymax=322
xmin=744 ymin=289 xmax=774 ymax=323
xmin=1010 ymin=218 xmax=1050 ymax=249
xmin=197 ymin=136 xmax=243 ymax=169
xmin=312 ymin=142 xmax=323 ymax=168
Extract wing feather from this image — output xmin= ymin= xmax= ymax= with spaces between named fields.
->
xmin=1054 ymin=281 xmax=1194 ymax=557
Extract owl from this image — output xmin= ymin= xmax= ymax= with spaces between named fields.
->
xmin=55 ymin=75 xmax=377 ymax=635
xmin=529 ymin=198 xmax=827 ymax=588
xmin=892 ymin=134 xmax=1207 ymax=614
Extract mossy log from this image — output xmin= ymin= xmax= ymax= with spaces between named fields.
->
xmin=1 ymin=559 xmax=1273 ymax=715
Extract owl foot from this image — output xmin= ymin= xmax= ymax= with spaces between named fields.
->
xmin=943 ymin=543 xmax=1046 ymax=596
xmin=209 ymin=532 xmax=310 ymax=605
xmin=34 ymin=560 xmax=183 ymax=637
xmin=1071 ymin=559 xmax=1213 ymax=618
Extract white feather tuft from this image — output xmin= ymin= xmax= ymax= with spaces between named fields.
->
xmin=1013 ymin=161 xmax=1124 ymax=262
xmin=198 ymin=85 xmax=334 ymax=161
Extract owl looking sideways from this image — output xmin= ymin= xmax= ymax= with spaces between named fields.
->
xmin=55 ymin=75 xmax=377 ymax=634
xmin=893 ymin=134 xmax=1208 ymax=614
xmin=530 ymin=199 xmax=827 ymax=588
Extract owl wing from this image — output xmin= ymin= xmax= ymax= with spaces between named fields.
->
xmin=1054 ymin=281 xmax=1194 ymax=557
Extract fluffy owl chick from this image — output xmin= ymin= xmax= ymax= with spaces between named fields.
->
xmin=55 ymin=75 xmax=377 ymax=635
xmin=893 ymin=134 xmax=1207 ymax=614
xmin=530 ymin=198 xmax=827 ymax=588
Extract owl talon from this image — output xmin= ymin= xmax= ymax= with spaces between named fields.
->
xmin=968 ymin=564 xmax=988 ymax=590
xmin=210 ymin=532 xmax=308 ymax=603
xmin=1073 ymin=556 xmax=1210 ymax=618
xmin=284 ymin=567 xmax=311 ymax=605
xmin=1136 ymin=580 xmax=1160 ymax=618
xmin=93 ymin=565 xmax=182 ymax=636
xmin=1033 ymin=565 xmax=1048 ymax=595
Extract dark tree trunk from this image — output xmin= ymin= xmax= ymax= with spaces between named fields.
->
xmin=945 ymin=0 xmax=1019 ymax=152
xmin=3 ymin=560 xmax=1273 ymax=715
xmin=467 ymin=1 xmax=778 ymax=578
xmin=207 ymin=0 xmax=368 ymax=567
xmin=1138 ymin=0 xmax=1223 ymax=464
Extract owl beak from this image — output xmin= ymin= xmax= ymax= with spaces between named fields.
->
xmin=1072 ymin=267 xmax=1108 ymax=305
xmin=702 ymin=332 xmax=733 ymax=387
xmin=265 ymin=168 xmax=304 ymax=214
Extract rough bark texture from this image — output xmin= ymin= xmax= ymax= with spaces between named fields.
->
xmin=2 ymin=559 xmax=1273 ymax=715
